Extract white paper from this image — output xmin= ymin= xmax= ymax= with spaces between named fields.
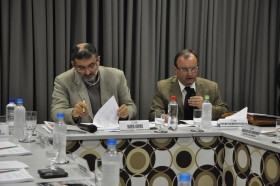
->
xmin=81 ymin=96 xmax=120 ymax=131
xmin=43 ymin=121 xmax=87 ymax=134
xmin=0 ymin=145 xmax=32 ymax=157
xmin=0 ymin=161 xmax=28 ymax=170
xmin=226 ymin=107 xmax=248 ymax=119
xmin=93 ymin=96 xmax=119 ymax=127
xmin=0 ymin=141 xmax=17 ymax=149
xmin=0 ymin=168 xmax=34 ymax=184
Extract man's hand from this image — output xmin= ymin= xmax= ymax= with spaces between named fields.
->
xmin=118 ymin=104 xmax=129 ymax=119
xmin=72 ymin=101 xmax=89 ymax=118
xmin=188 ymin=96 xmax=204 ymax=109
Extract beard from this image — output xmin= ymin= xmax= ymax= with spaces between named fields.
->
xmin=83 ymin=69 xmax=99 ymax=83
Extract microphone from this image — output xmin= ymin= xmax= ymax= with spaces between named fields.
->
xmin=78 ymin=124 xmax=97 ymax=133
xmin=190 ymin=88 xmax=196 ymax=97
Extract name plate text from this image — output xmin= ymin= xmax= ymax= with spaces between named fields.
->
xmin=119 ymin=120 xmax=150 ymax=131
xmin=241 ymin=124 xmax=261 ymax=139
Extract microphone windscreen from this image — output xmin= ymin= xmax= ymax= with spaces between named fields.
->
xmin=87 ymin=125 xmax=98 ymax=133
xmin=190 ymin=88 xmax=196 ymax=97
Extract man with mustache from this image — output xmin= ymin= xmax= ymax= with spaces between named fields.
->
xmin=51 ymin=43 xmax=137 ymax=125
xmin=148 ymin=49 xmax=228 ymax=121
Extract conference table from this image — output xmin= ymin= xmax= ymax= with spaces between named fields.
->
xmin=0 ymin=136 xmax=94 ymax=186
xmin=34 ymin=124 xmax=280 ymax=186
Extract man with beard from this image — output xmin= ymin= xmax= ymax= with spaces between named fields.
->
xmin=51 ymin=43 xmax=137 ymax=125
xmin=148 ymin=49 xmax=228 ymax=121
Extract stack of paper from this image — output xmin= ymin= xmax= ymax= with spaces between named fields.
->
xmin=0 ymin=168 xmax=34 ymax=184
xmin=43 ymin=121 xmax=87 ymax=134
xmin=0 ymin=160 xmax=34 ymax=184
xmin=217 ymin=107 xmax=248 ymax=127
xmin=0 ymin=141 xmax=32 ymax=157
xmin=82 ymin=96 xmax=120 ymax=132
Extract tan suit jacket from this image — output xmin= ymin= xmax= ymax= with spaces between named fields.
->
xmin=148 ymin=76 xmax=228 ymax=121
xmin=51 ymin=66 xmax=137 ymax=124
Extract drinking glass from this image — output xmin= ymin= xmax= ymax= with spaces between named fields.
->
xmin=95 ymin=158 xmax=102 ymax=186
xmin=275 ymin=119 xmax=280 ymax=143
xmin=45 ymin=136 xmax=59 ymax=170
xmin=19 ymin=111 xmax=37 ymax=143
xmin=191 ymin=109 xmax=204 ymax=132
xmin=154 ymin=110 xmax=165 ymax=133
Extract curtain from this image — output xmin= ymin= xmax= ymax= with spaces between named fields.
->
xmin=1 ymin=0 xmax=279 ymax=123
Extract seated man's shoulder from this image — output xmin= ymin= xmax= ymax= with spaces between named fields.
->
xmin=101 ymin=66 xmax=123 ymax=75
xmin=196 ymin=77 xmax=217 ymax=85
xmin=55 ymin=68 xmax=75 ymax=80
xmin=158 ymin=76 xmax=177 ymax=84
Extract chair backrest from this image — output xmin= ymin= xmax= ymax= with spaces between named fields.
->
xmin=0 ymin=116 xmax=6 ymax=122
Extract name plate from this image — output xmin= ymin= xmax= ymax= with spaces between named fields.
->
xmin=0 ymin=123 xmax=9 ymax=137
xmin=72 ymin=153 xmax=93 ymax=177
xmin=241 ymin=124 xmax=261 ymax=139
xmin=119 ymin=120 xmax=150 ymax=131
xmin=217 ymin=118 xmax=248 ymax=127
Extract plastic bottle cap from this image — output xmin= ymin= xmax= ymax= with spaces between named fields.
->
xmin=179 ymin=173 xmax=191 ymax=183
xmin=9 ymin=98 xmax=15 ymax=103
xmin=17 ymin=98 xmax=23 ymax=104
xmin=56 ymin=113 xmax=65 ymax=119
xmin=204 ymin=95 xmax=210 ymax=99
xmin=107 ymin=138 xmax=117 ymax=146
xmin=170 ymin=96 xmax=176 ymax=101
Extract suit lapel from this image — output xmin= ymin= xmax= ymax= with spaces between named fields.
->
xmin=74 ymin=69 xmax=94 ymax=119
xmin=171 ymin=77 xmax=184 ymax=116
xmin=99 ymin=67 xmax=112 ymax=105
xmin=195 ymin=77 xmax=204 ymax=97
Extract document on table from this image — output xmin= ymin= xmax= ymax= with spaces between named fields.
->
xmin=0 ymin=141 xmax=18 ymax=149
xmin=0 ymin=142 xmax=32 ymax=157
xmin=0 ymin=160 xmax=29 ymax=169
xmin=82 ymin=96 xmax=120 ymax=131
xmin=42 ymin=121 xmax=87 ymax=134
xmin=0 ymin=168 xmax=34 ymax=184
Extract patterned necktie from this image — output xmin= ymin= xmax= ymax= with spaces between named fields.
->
xmin=184 ymin=87 xmax=195 ymax=120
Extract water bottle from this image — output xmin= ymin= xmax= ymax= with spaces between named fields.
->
xmin=13 ymin=98 xmax=26 ymax=140
xmin=168 ymin=96 xmax=178 ymax=131
xmin=201 ymin=95 xmax=212 ymax=131
xmin=6 ymin=98 xmax=17 ymax=135
xmin=102 ymin=138 xmax=120 ymax=186
xmin=53 ymin=113 xmax=67 ymax=164
xmin=179 ymin=173 xmax=191 ymax=186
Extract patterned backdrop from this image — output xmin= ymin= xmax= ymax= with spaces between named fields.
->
xmin=66 ymin=136 xmax=280 ymax=186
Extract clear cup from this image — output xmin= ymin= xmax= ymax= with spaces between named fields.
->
xmin=193 ymin=109 xmax=202 ymax=128
xmin=95 ymin=158 xmax=102 ymax=186
xmin=19 ymin=111 xmax=37 ymax=143
xmin=45 ymin=136 xmax=59 ymax=170
xmin=154 ymin=110 xmax=165 ymax=133
xmin=191 ymin=109 xmax=204 ymax=132
xmin=276 ymin=119 xmax=280 ymax=142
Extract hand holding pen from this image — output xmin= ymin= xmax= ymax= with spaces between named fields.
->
xmin=72 ymin=98 xmax=89 ymax=118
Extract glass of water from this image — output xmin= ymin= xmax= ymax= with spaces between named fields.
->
xmin=276 ymin=119 xmax=280 ymax=143
xmin=95 ymin=158 xmax=102 ymax=186
xmin=45 ymin=136 xmax=59 ymax=170
xmin=154 ymin=110 xmax=165 ymax=133
xmin=191 ymin=109 xmax=204 ymax=132
xmin=19 ymin=111 xmax=37 ymax=143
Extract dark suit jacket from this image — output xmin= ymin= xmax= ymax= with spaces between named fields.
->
xmin=276 ymin=63 xmax=280 ymax=115
xmin=148 ymin=76 xmax=228 ymax=121
xmin=51 ymin=66 xmax=137 ymax=124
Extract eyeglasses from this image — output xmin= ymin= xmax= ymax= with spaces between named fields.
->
xmin=76 ymin=62 xmax=98 ymax=72
xmin=176 ymin=66 xmax=198 ymax=73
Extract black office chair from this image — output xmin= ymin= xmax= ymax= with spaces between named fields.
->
xmin=0 ymin=116 xmax=6 ymax=122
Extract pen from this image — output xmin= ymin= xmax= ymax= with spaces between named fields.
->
xmin=0 ymin=146 xmax=17 ymax=150
xmin=83 ymin=98 xmax=85 ymax=113
xmin=0 ymin=169 xmax=20 ymax=173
